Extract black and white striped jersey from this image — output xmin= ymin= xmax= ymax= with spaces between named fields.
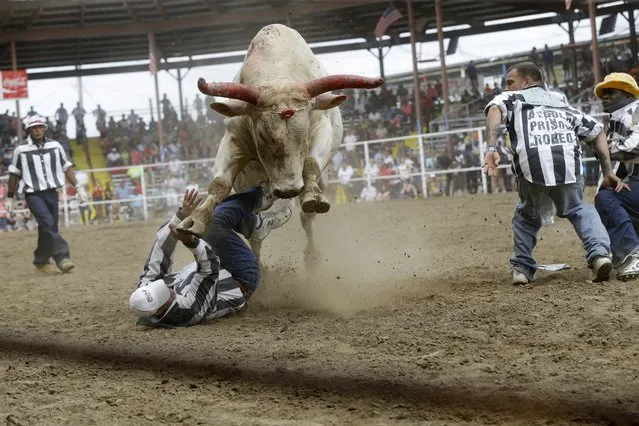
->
xmin=605 ymin=99 xmax=639 ymax=179
xmin=9 ymin=136 xmax=74 ymax=193
xmin=136 ymin=213 xmax=247 ymax=328
xmin=486 ymin=86 xmax=603 ymax=186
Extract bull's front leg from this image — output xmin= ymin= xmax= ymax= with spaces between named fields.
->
xmin=177 ymin=177 xmax=232 ymax=236
xmin=300 ymin=156 xmax=330 ymax=214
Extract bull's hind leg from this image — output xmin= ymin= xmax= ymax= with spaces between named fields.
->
xmin=300 ymin=210 xmax=320 ymax=270
xmin=300 ymin=157 xmax=330 ymax=214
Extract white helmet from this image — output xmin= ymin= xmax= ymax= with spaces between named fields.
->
xmin=129 ymin=280 xmax=171 ymax=318
xmin=25 ymin=115 xmax=47 ymax=130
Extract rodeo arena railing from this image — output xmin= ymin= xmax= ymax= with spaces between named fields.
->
xmin=0 ymin=123 xmax=607 ymax=230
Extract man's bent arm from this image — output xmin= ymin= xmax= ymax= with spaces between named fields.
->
xmin=485 ymin=105 xmax=503 ymax=147
xmin=593 ymin=131 xmax=615 ymax=176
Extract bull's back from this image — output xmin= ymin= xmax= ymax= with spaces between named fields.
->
xmin=239 ymin=24 xmax=327 ymax=86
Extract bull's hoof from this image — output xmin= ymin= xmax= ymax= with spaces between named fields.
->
xmin=301 ymin=192 xmax=318 ymax=213
xmin=176 ymin=217 xmax=207 ymax=237
xmin=315 ymin=193 xmax=330 ymax=213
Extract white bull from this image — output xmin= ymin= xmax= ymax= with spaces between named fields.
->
xmin=177 ymin=24 xmax=383 ymax=259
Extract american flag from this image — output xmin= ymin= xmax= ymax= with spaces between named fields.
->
xmin=374 ymin=3 xmax=403 ymax=39
xmin=565 ymin=0 xmax=572 ymax=10
xmin=148 ymin=33 xmax=158 ymax=76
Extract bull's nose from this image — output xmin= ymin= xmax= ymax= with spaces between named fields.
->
xmin=273 ymin=187 xmax=302 ymax=199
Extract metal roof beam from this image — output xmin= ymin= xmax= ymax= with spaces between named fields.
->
xmin=0 ymin=0 xmax=387 ymax=42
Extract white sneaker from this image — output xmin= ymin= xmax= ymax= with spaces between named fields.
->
xmin=591 ymin=256 xmax=613 ymax=282
xmin=511 ymin=269 xmax=532 ymax=285
xmin=250 ymin=207 xmax=293 ymax=244
xmin=617 ymin=253 xmax=639 ymax=281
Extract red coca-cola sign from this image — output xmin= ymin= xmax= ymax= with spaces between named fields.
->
xmin=1 ymin=70 xmax=28 ymax=99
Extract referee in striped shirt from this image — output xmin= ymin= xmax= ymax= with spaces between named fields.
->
xmin=7 ymin=115 xmax=88 ymax=273
xmin=483 ymin=62 xmax=627 ymax=285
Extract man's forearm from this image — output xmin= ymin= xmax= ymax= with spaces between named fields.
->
xmin=7 ymin=173 xmax=18 ymax=197
xmin=485 ymin=106 xmax=502 ymax=147
xmin=64 ymin=167 xmax=78 ymax=186
xmin=593 ymin=132 xmax=614 ymax=175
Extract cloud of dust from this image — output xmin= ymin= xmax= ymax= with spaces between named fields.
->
xmin=251 ymin=207 xmax=447 ymax=315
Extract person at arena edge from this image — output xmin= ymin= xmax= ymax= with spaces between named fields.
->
xmin=128 ymin=186 xmax=292 ymax=327
xmin=7 ymin=115 xmax=89 ymax=273
xmin=483 ymin=62 xmax=628 ymax=285
xmin=593 ymin=72 xmax=639 ymax=280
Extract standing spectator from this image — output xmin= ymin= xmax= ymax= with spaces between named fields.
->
xmin=26 ymin=106 xmax=38 ymax=117
xmin=194 ymin=94 xmax=204 ymax=118
xmin=71 ymin=102 xmax=86 ymax=135
xmin=343 ymin=128 xmax=358 ymax=163
xmin=543 ymin=44 xmax=557 ymax=85
xmin=529 ymin=47 xmax=539 ymax=66
xmin=161 ymin=94 xmax=173 ymax=120
xmin=561 ymin=44 xmax=571 ymax=82
xmin=93 ymin=105 xmax=107 ymax=132
xmin=337 ymin=161 xmax=354 ymax=201
xmin=55 ymin=103 xmax=68 ymax=132
xmin=104 ymin=181 xmax=114 ymax=223
xmin=6 ymin=115 xmax=86 ymax=273
xmin=466 ymin=60 xmax=479 ymax=96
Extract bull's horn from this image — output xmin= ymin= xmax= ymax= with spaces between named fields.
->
xmin=197 ymin=78 xmax=259 ymax=105
xmin=303 ymin=75 xmax=384 ymax=98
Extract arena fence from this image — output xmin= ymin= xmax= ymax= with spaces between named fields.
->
xmin=0 ymin=125 xmax=605 ymax=229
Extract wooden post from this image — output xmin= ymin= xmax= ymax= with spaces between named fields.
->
xmin=10 ymin=40 xmax=22 ymax=141
xmin=435 ymin=0 xmax=449 ymax=115
xmin=588 ymin=0 xmax=601 ymax=84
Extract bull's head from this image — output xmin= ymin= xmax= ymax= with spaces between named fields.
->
xmin=198 ymin=75 xmax=383 ymax=199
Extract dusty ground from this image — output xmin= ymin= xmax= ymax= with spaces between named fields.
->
xmin=1 ymin=192 xmax=639 ymax=426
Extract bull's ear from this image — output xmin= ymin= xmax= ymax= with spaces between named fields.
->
xmin=210 ymin=100 xmax=249 ymax=117
xmin=314 ymin=94 xmax=347 ymax=110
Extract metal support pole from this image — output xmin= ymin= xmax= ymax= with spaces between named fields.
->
xmin=149 ymin=33 xmax=165 ymax=158
xmin=478 ymin=130 xmax=488 ymax=195
xmin=568 ymin=20 xmax=577 ymax=84
xmin=177 ymin=68 xmax=184 ymax=120
xmin=10 ymin=40 xmax=22 ymax=141
xmin=588 ymin=0 xmax=601 ymax=84
xmin=62 ymin=187 xmax=69 ymax=228
xmin=77 ymin=65 xmax=83 ymax=108
xmin=140 ymin=164 xmax=148 ymax=220
xmin=377 ymin=42 xmax=385 ymax=80
xmin=435 ymin=0 xmax=450 ymax=116
xmin=408 ymin=0 xmax=428 ymax=197
xmin=364 ymin=141 xmax=372 ymax=189
xmin=148 ymin=98 xmax=154 ymax=121
xmin=629 ymin=6 xmax=638 ymax=68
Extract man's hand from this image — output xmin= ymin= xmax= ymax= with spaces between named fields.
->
xmin=483 ymin=152 xmax=501 ymax=176
xmin=180 ymin=188 xmax=204 ymax=217
xmin=602 ymin=173 xmax=631 ymax=193
xmin=169 ymin=224 xmax=198 ymax=247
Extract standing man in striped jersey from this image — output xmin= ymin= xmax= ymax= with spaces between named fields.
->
xmin=7 ymin=115 xmax=88 ymax=273
xmin=593 ymin=73 xmax=639 ymax=280
xmin=129 ymin=187 xmax=291 ymax=327
xmin=483 ymin=62 xmax=627 ymax=285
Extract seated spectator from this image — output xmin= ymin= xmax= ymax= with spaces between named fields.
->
xmin=115 ymin=180 xmax=133 ymax=200
xmin=106 ymin=147 xmax=122 ymax=167
xmin=359 ymin=184 xmax=378 ymax=202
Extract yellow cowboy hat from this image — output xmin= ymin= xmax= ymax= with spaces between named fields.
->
xmin=594 ymin=72 xmax=639 ymax=98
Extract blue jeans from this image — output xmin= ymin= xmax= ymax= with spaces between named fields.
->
xmin=202 ymin=187 xmax=261 ymax=292
xmin=25 ymin=189 xmax=70 ymax=266
xmin=594 ymin=177 xmax=639 ymax=265
xmin=511 ymin=177 xmax=610 ymax=280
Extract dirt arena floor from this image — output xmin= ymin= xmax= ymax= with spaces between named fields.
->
xmin=1 ymin=191 xmax=639 ymax=425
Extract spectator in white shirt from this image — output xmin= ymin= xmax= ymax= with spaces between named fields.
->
xmin=106 ymin=148 xmax=122 ymax=167
xmin=359 ymin=184 xmax=378 ymax=202
xmin=338 ymin=161 xmax=354 ymax=199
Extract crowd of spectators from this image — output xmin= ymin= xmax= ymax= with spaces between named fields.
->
xmin=0 ymin=40 xmax=637 ymax=228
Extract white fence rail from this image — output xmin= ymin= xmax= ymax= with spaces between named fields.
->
xmin=0 ymin=125 xmax=604 ymax=230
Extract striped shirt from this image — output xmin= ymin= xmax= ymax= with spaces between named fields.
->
xmin=9 ymin=136 xmax=73 ymax=194
xmin=605 ymin=98 xmax=639 ymax=179
xmin=486 ymin=86 xmax=603 ymax=186
xmin=136 ymin=213 xmax=247 ymax=328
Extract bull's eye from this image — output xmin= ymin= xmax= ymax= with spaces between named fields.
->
xmin=280 ymin=109 xmax=295 ymax=119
